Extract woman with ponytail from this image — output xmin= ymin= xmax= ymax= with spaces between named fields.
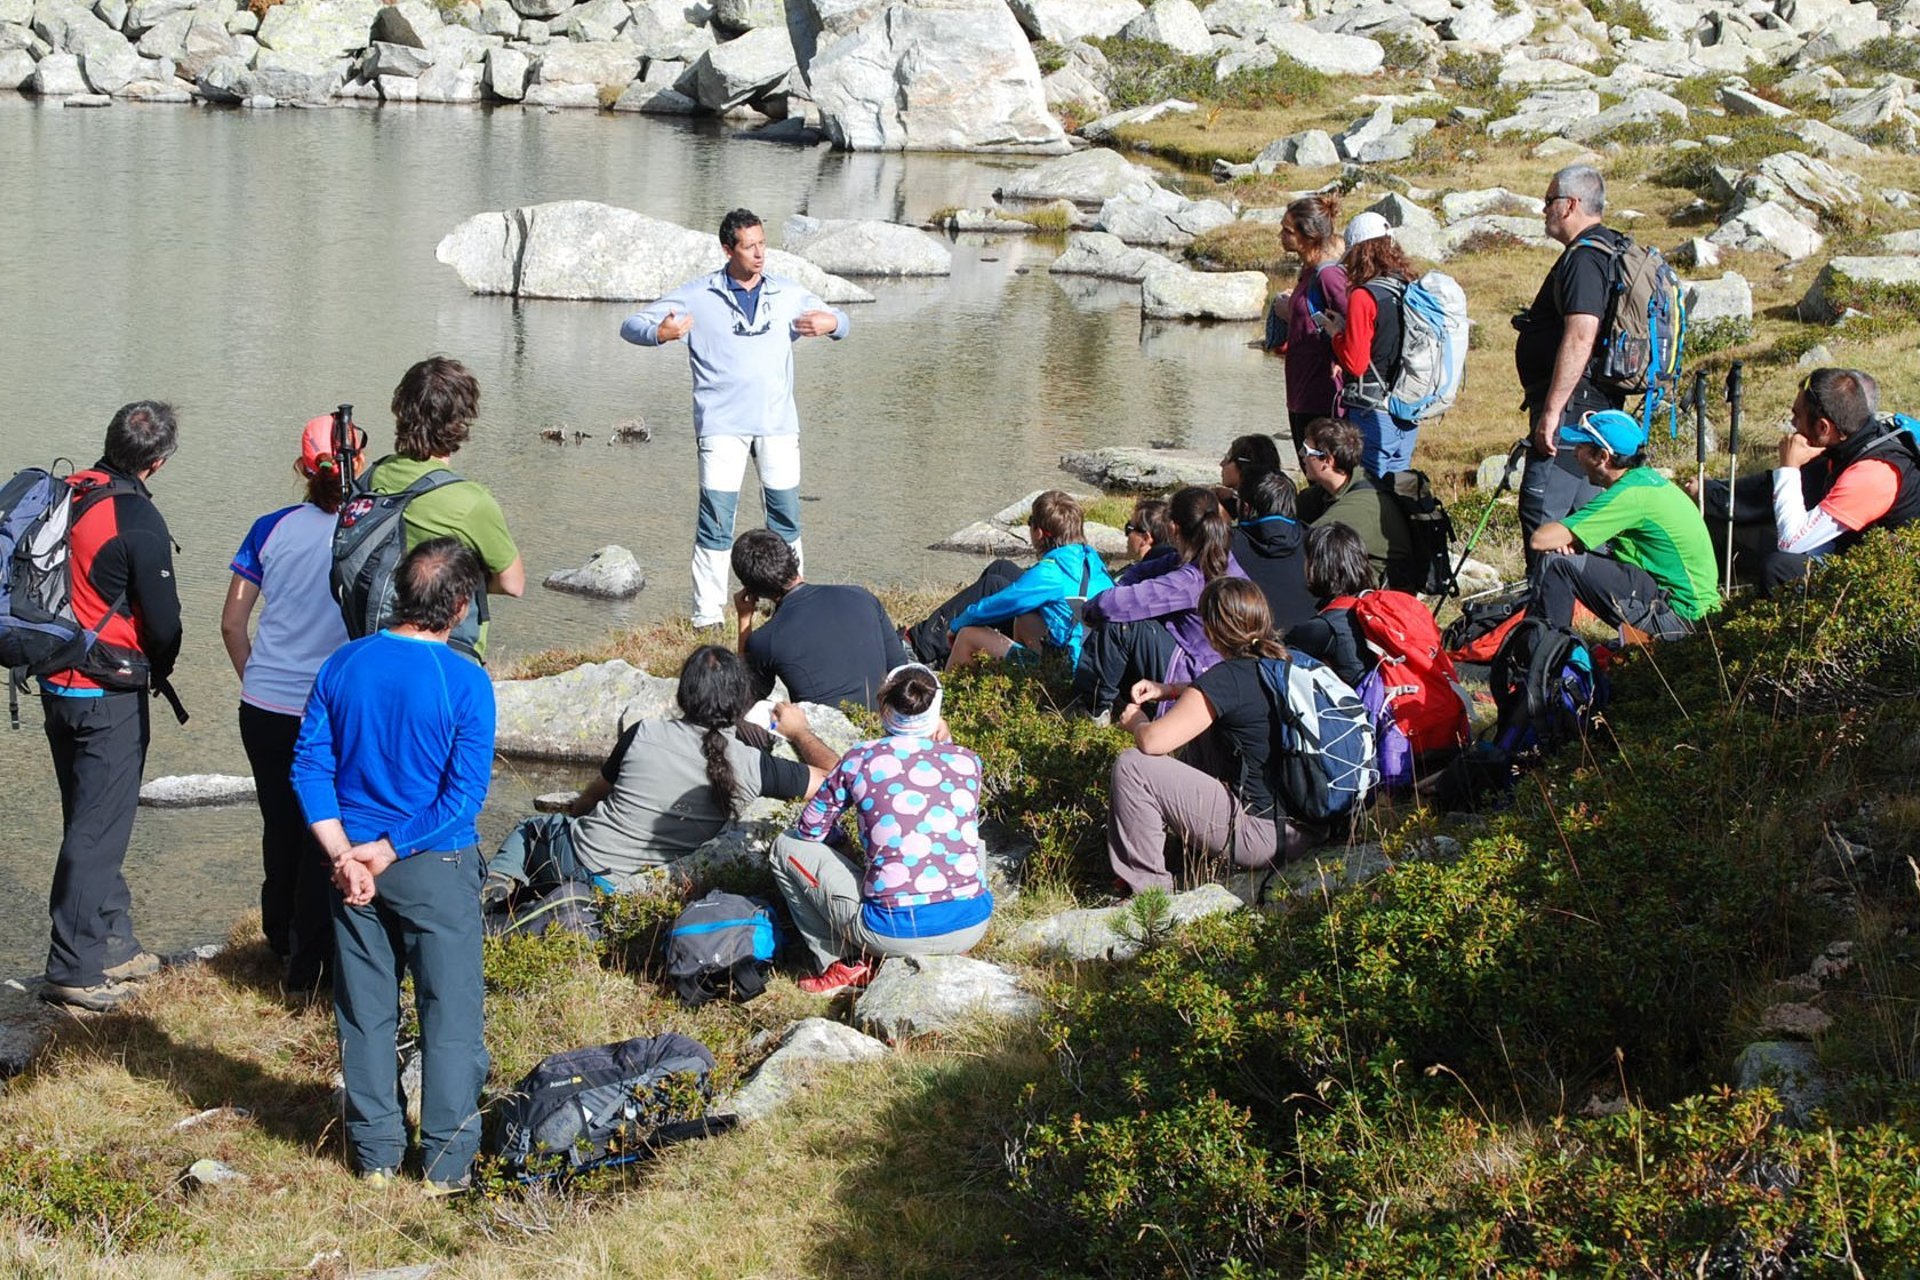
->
xmin=772 ymin=664 xmax=994 ymax=996
xmin=1109 ymin=577 xmax=1314 ymax=893
xmin=1264 ymin=194 xmax=1352 ymax=455
xmin=482 ymin=644 xmax=839 ymax=904
xmin=221 ymin=414 xmax=365 ymax=992
xmin=1075 ymin=485 xmax=1249 ymax=718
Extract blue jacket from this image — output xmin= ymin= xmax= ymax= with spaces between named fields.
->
xmin=620 ymin=269 xmax=849 ymax=439
xmin=949 ymin=543 xmax=1115 ymax=666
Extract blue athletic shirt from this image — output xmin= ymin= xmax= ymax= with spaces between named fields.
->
xmin=291 ymin=631 xmax=496 ymax=857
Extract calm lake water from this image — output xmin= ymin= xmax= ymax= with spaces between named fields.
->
xmin=0 ymin=97 xmax=1276 ymax=977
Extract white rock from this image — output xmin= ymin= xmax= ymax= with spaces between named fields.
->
xmin=1672 ymin=236 xmax=1719 ymax=269
xmin=1261 ymin=22 xmax=1381 ymax=74
xmin=416 ymin=58 xmax=483 ymax=101
xmin=1006 ymin=0 xmax=1140 ymax=42
xmin=1719 ymin=84 xmax=1792 ymax=119
xmin=994 ymin=147 xmax=1145 ymax=207
xmin=1075 ymin=96 xmax=1197 ymax=141
xmin=712 ymin=0 xmax=783 ymax=32
xmin=483 ymin=44 xmax=528 ymax=99
xmin=183 ymin=1158 xmax=247 ymax=1190
xmin=543 ymin=545 xmax=645 ymax=599
xmin=1058 ymin=445 xmax=1218 ymax=490
xmin=533 ymin=40 xmax=640 ymax=86
xmin=1487 ymin=87 xmax=1599 ymax=137
xmin=134 ymin=8 xmax=189 ymax=57
xmin=476 ymin=0 xmax=517 ymax=35
xmin=560 ymin=0 xmax=626 ymax=39
xmin=436 ymin=201 xmax=873 ymax=304
xmin=800 ymin=0 xmax=1068 ymax=153
xmin=1140 ymin=261 xmax=1267 ymax=321
xmin=1798 ymin=255 xmax=1920 ymax=323
xmin=1007 ymin=883 xmax=1242 ymax=961
xmin=1048 ymin=229 xmax=1168 ymax=280
xmin=1366 ymin=192 xmax=1445 ymax=261
xmin=625 ymin=0 xmax=715 ymax=60
xmin=853 ymin=954 xmax=1040 ymax=1042
xmin=29 ymin=50 xmax=87 ymax=93
xmin=1709 ymin=199 xmax=1824 ymax=260
xmin=1784 ymin=117 xmax=1874 ymax=160
xmin=723 ymin=1018 xmax=889 ymax=1123
xmin=174 ymin=10 xmax=232 ymax=78
xmin=1117 ymin=0 xmax=1210 ymax=56
xmin=1443 ymin=214 xmax=1556 ymax=254
xmin=1566 ymin=86 xmax=1687 ymax=142
xmin=691 ymin=24 xmax=793 ymax=110
xmin=521 ymin=79 xmax=602 ymax=106
xmin=139 ymin=774 xmax=256 ymax=808
xmin=122 ymin=0 xmax=194 ymax=37
xmin=249 ymin=49 xmax=344 ymax=103
xmin=1097 ymin=180 xmax=1233 ymax=247
xmin=1252 ymin=128 xmax=1339 ymax=170
xmin=1733 ymin=150 xmax=1860 ymax=222
xmin=79 ymin=34 xmax=137 ymax=92
xmin=1876 ymin=229 xmax=1920 ymax=253
xmin=255 ymin=0 xmax=381 ymax=61
xmin=781 ymin=216 xmax=952 ymax=276
xmin=369 ymin=0 xmax=443 ymax=48
xmin=367 ymin=40 xmax=431 ymax=77
xmin=492 ymin=660 xmax=679 ymax=761
xmin=1830 ymin=80 xmax=1902 ymax=131
xmin=1438 ymin=187 xmax=1536 ymax=223
xmin=62 ymin=89 xmax=112 ymax=103
xmin=0 ymin=48 xmax=33 ymax=88
xmin=929 ymin=520 xmax=1033 ymax=555
xmin=1684 ymin=271 xmax=1753 ymax=324
xmin=509 ymin=0 xmax=571 ymax=17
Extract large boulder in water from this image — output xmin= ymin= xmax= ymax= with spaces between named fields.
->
xmin=792 ymin=0 xmax=1069 ymax=153
xmin=782 ymin=216 xmax=952 ymax=276
xmin=435 ymin=201 xmax=874 ymax=304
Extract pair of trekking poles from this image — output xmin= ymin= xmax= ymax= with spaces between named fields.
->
xmin=1451 ymin=362 xmax=1746 ymax=602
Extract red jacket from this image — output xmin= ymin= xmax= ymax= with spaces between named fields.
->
xmin=43 ymin=462 xmax=182 ymax=694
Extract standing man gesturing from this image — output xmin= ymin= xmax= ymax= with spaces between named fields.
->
xmin=620 ymin=209 xmax=850 ymax=628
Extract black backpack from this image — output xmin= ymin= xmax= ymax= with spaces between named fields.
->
xmin=490 ymin=1032 xmax=729 ymax=1178
xmin=1489 ymin=618 xmax=1607 ymax=757
xmin=664 ymin=891 xmax=779 ymax=1006
xmin=331 ymin=459 xmax=487 ymax=661
xmin=1386 ymin=470 xmax=1456 ymax=597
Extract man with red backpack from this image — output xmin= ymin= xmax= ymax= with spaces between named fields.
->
xmin=36 ymin=402 xmax=184 ymax=1012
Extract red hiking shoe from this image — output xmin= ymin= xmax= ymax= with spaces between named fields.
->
xmin=797 ymin=960 xmax=873 ymax=996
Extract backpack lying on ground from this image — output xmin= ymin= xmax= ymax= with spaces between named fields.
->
xmin=1488 ymin=618 xmax=1609 ymax=758
xmin=1386 ymin=470 xmax=1457 ymax=596
xmin=1325 ymin=590 xmax=1470 ymax=790
xmin=665 ymin=891 xmax=778 ymax=1006
xmin=331 ymin=462 xmax=487 ymax=661
xmin=1256 ymin=651 xmax=1378 ymax=824
xmin=0 ymin=466 xmax=138 ymax=727
xmin=490 ymin=1032 xmax=730 ymax=1178
xmin=483 ymin=880 xmax=603 ymax=942
xmin=1443 ymin=583 xmax=1532 ymax=665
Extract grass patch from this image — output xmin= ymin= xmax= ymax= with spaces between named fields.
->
xmin=1686 ymin=315 xmax=1756 ymax=358
xmin=1187 ymin=219 xmax=1290 ymax=271
xmin=1376 ymin=29 xmax=1431 ymax=73
xmin=1584 ymin=0 xmax=1660 ymax=39
xmin=1090 ymin=37 xmax=1328 ymax=114
xmin=1831 ymin=34 xmax=1920 ymax=81
xmin=1008 ymin=202 xmax=1074 ymax=232
xmin=1437 ymin=49 xmax=1502 ymax=91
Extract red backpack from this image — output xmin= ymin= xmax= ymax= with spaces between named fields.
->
xmin=1326 ymin=591 xmax=1470 ymax=770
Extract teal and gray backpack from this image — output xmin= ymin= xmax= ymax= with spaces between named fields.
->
xmin=330 ymin=458 xmax=487 ymax=661
xmin=665 ymin=891 xmax=779 ymax=1006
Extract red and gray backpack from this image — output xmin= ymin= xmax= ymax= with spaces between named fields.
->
xmin=1325 ymin=590 xmax=1471 ymax=789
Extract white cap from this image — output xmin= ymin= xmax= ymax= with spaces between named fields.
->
xmin=1345 ymin=211 xmax=1391 ymax=247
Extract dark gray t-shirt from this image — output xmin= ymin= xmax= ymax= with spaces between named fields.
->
xmin=744 ymin=582 xmax=907 ymax=711
xmin=569 ymin=717 xmax=809 ymax=882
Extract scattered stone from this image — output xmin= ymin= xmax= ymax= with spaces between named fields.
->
xmin=1798 ymin=255 xmax=1920 ymax=323
xmin=1007 ymin=0 xmax=1142 ymax=43
xmin=723 ymin=1017 xmax=888 ymax=1122
xmin=543 ymin=545 xmax=645 ymax=599
xmin=1808 ymin=941 xmax=1853 ymax=983
xmin=171 ymin=1106 xmax=252 ymax=1132
xmin=1785 ymin=117 xmax=1874 ymax=160
xmin=1718 ymin=84 xmax=1792 ymax=119
xmin=1274 ymin=842 xmax=1395 ymax=901
xmin=492 ymin=660 xmax=678 ymax=761
xmin=1487 ymin=88 xmax=1599 ymax=138
xmin=1566 ymin=87 xmax=1688 ymax=142
xmin=1734 ymin=150 xmax=1861 ymax=223
xmin=1672 ymin=237 xmax=1720 ymax=269
xmin=1437 ymin=187 xmax=1536 ymax=223
xmin=1008 ymin=884 xmax=1242 ymax=961
xmin=1259 ymin=23 xmax=1382 ymax=75
xmin=1117 ymin=0 xmax=1210 ymax=55
xmin=29 ymin=51 xmax=88 ymax=95
xmin=1455 ymin=556 xmax=1502 ymax=596
xmin=1140 ymin=261 xmax=1265 ymax=321
xmin=689 ymin=24 xmax=793 ymax=110
xmin=1443 ymin=214 xmax=1556 ymax=254
xmin=1796 ymin=343 xmax=1833 ymax=369
xmin=1710 ymin=200 xmax=1824 ymax=261
xmin=853 ymin=954 xmax=1042 ymax=1042
xmin=1251 ymin=128 xmax=1340 ymax=171
xmin=1075 ymin=97 xmax=1197 ymax=142
xmin=1683 ymin=271 xmax=1753 ymax=324
xmin=1366 ymin=191 xmax=1445 ymax=261
xmin=183 ymin=1158 xmax=247 ymax=1190
xmin=1059 ymin=445 xmax=1219 ymax=490
xmin=1759 ymin=1001 xmax=1833 ymax=1038
xmin=1734 ymin=1040 xmax=1825 ymax=1126
xmin=1047 ymin=230 xmax=1168 ymax=281
xmin=532 ymin=791 xmax=576 ymax=813
xmin=139 ymin=775 xmax=256 ymax=808
xmin=930 ymin=520 xmax=1033 ymax=555
xmin=994 ymin=147 xmax=1144 ymax=207
xmin=62 ymin=90 xmax=112 ymax=105
xmin=782 ymin=216 xmax=952 ymax=276
xmin=1097 ymin=181 xmax=1233 ymax=247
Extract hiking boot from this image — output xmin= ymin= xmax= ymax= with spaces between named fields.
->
xmin=796 ymin=960 xmax=873 ymax=997
xmin=102 ymin=951 xmax=162 ymax=983
xmin=479 ymin=871 xmax=519 ymax=911
xmin=423 ymin=1173 xmax=472 ymax=1198
xmin=359 ymin=1167 xmax=397 ymax=1190
xmin=39 ymin=981 xmax=135 ymax=1013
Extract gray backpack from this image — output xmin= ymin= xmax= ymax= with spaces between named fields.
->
xmin=665 ymin=891 xmax=779 ymax=1006
xmin=331 ymin=459 xmax=487 ymax=661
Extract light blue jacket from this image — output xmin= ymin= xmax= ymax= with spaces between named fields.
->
xmin=949 ymin=543 xmax=1115 ymax=667
xmin=620 ymin=269 xmax=849 ymax=438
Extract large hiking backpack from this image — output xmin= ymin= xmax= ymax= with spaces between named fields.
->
xmin=1255 ymin=651 xmax=1378 ymax=824
xmin=1346 ymin=272 xmax=1471 ymax=423
xmin=491 ymin=1032 xmax=727 ymax=1178
xmin=665 ymin=891 xmax=778 ymax=1006
xmin=331 ymin=462 xmax=487 ymax=661
xmin=1488 ymin=618 xmax=1609 ymax=757
xmin=0 ymin=467 xmax=138 ymax=722
xmin=1326 ymin=591 xmax=1470 ymax=789
xmin=1385 ymin=470 xmax=1457 ymax=596
xmin=1576 ymin=234 xmax=1686 ymax=426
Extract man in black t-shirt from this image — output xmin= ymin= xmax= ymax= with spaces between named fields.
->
xmin=1513 ymin=163 xmax=1627 ymax=566
xmin=732 ymin=528 xmax=907 ymax=711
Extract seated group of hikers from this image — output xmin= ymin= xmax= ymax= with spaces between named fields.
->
xmin=482 ymin=365 xmax=1920 ymax=990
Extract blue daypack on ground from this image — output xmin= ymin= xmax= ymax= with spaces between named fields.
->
xmin=1488 ymin=619 xmax=1610 ymax=757
xmin=665 ymin=891 xmax=779 ymax=1006
xmin=1256 ymin=651 xmax=1379 ymax=824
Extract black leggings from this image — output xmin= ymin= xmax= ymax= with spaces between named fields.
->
xmin=905 ymin=558 xmax=1024 ymax=666
xmin=1073 ymin=619 xmax=1179 ymax=715
xmin=239 ymin=702 xmax=334 ymax=990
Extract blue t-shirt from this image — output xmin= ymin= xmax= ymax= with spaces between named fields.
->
xmin=291 ymin=631 xmax=496 ymax=856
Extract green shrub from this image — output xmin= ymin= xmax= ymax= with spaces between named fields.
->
xmin=1832 ymin=34 xmax=1920 ymax=80
xmin=483 ymin=927 xmax=601 ymax=995
xmin=1585 ymin=0 xmax=1659 ymax=39
xmin=1091 ymin=38 xmax=1327 ymax=112
xmin=1651 ymin=122 xmax=1806 ymax=199
xmin=0 ymin=1146 xmax=191 ymax=1251
xmin=1376 ymin=30 xmax=1429 ymax=72
xmin=598 ymin=890 xmax=684 ymax=975
xmin=1686 ymin=316 xmax=1755 ymax=358
xmin=1437 ymin=49 xmax=1501 ymax=90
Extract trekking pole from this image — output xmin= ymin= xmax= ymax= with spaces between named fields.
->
xmin=1723 ymin=362 xmax=1744 ymax=597
xmin=333 ymin=404 xmax=362 ymax=498
xmin=1691 ymin=371 xmax=1707 ymax=518
xmin=1440 ymin=437 xmax=1529 ymax=614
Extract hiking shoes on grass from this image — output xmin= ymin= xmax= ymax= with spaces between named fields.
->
xmin=39 ymin=981 xmax=135 ymax=1013
xmin=359 ymin=1167 xmax=398 ymax=1190
xmin=102 ymin=951 xmax=162 ymax=983
xmin=797 ymin=960 xmax=873 ymax=997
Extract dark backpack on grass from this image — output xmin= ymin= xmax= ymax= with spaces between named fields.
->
xmin=1489 ymin=618 xmax=1607 ymax=757
xmin=1386 ymin=470 xmax=1457 ymax=597
xmin=665 ymin=891 xmax=778 ymax=1006
xmin=491 ymin=1032 xmax=729 ymax=1178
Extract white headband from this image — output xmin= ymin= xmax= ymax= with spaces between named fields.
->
xmin=880 ymin=662 xmax=943 ymax=736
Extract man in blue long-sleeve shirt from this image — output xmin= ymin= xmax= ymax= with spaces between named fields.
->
xmin=292 ymin=538 xmax=496 ymax=1193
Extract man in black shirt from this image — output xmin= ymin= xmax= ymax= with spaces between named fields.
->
xmin=732 ymin=528 xmax=906 ymax=711
xmin=1513 ymin=164 xmax=1628 ymax=566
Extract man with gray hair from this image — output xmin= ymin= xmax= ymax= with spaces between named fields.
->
xmin=1512 ymin=164 xmax=1627 ymax=563
xmin=1686 ymin=367 xmax=1920 ymax=590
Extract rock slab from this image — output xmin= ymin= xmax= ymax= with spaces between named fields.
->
xmin=140 ymin=774 xmax=256 ymax=808
xmin=724 ymin=1017 xmax=889 ymax=1122
xmin=1058 ymin=445 xmax=1220 ymax=490
xmin=853 ymin=954 xmax=1041 ymax=1041
xmin=492 ymin=660 xmax=678 ymax=761
xmin=543 ymin=545 xmax=646 ymax=599
xmin=1009 ymin=883 xmax=1242 ymax=961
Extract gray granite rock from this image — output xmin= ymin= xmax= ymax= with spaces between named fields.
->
xmin=853 ymin=954 xmax=1041 ymax=1042
xmin=29 ymin=50 xmax=87 ymax=93
xmin=1058 ymin=445 xmax=1219 ymax=490
xmin=994 ymin=146 xmax=1145 ymax=207
xmin=1684 ymin=271 xmax=1752 ymax=324
xmin=140 ymin=774 xmax=256 ymax=808
xmin=1047 ymin=230 xmax=1168 ymax=281
xmin=1710 ymin=199 xmax=1824 ymax=260
xmin=1734 ymin=150 xmax=1860 ymax=223
xmin=691 ymin=23 xmax=792 ymax=110
xmin=1785 ymin=116 xmax=1874 ymax=160
xmin=1097 ymin=180 xmax=1234 ymax=247
xmin=1734 ymin=1040 xmax=1825 ymax=1126
xmin=1798 ymin=255 xmax=1920 ymax=322
xmin=1251 ymin=128 xmax=1339 ymax=170
xmin=782 ymin=216 xmax=952 ymax=276
xmin=1487 ymin=87 xmax=1599 ymax=138
xmin=1117 ymin=0 xmax=1210 ymax=55
xmin=1566 ymin=86 xmax=1687 ymax=142
xmin=1477 ymin=450 xmax=1523 ymax=492
xmin=1260 ymin=22 xmax=1381 ymax=74
xmin=1075 ymin=96 xmax=1196 ymax=141
xmin=483 ymin=43 xmax=528 ymax=98
xmin=722 ymin=1017 xmax=888 ymax=1123
xmin=492 ymin=660 xmax=679 ymax=761
xmin=1366 ymin=191 xmax=1445 ymax=261
xmin=929 ymin=520 xmax=1033 ymax=556
xmin=544 ymin=545 xmax=645 ymax=599
xmin=1140 ymin=261 xmax=1267 ymax=321
xmin=1008 ymin=883 xmax=1243 ymax=961
xmin=1007 ymin=0 xmax=1141 ymax=42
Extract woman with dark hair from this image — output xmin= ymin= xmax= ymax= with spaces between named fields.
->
xmin=1283 ymin=522 xmax=1376 ymax=687
xmin=1118 ymin=497 xmax=1177 ymax=585
xmin=221 ymin=415 xmax=364 ymax=991
xmin=772 ymin=663 xmax=995 ymax=996
xmin=360 ymin=356 xmax=525 ymax=662
xmin=482 ymin=645 xmax=839 ymax=903
xmin=1331 ymin=229 xmax=1422 ymax=478
xmin=1220 ymin=433 xmax=1282 ymax=494
xmin=1109 ymin=578 xmax=1315 ymax=893
xmin=1231 ymin=467 xmax=1317 ymax=631
xmin=1265 ymin=195 xmax=1351 ymax=454
xmin=1075 ymin=486 xmax=1248 ymax=718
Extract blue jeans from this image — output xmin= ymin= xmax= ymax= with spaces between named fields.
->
xmin=488 ymin=813 xmax=613 ymax=893
xmin=1346 ymin=406 xmax=1418 ymax=477
xmin=333 ymin=845 xmax=488 ymax=1180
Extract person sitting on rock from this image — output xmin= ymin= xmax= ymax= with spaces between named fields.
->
xmin=1231 ymin=467 xmax=1317 ymax=632
xmin=771 ymin=663 xmax=994 ymax=997
xmin=1297 ymin=416 xmax=1415 ymax=590
xmin=1117 ymin=497 xmax=1177 ymax=586
xmin=1074 ymin=486 xmax=1248 ymax=720
xmin=731 ymin=527 xmax=906 ymax=712
xmin=482 ymin=645 xmax=838 ymax=904
xmin=1686 ymin=368 xmax=1920 ymax=592
xmin=1284 ymin=523 xmax=1375 ymax=689
xmin=943 ymin=490 xmax=1115 ymax=670
xmin=1528 ymin=409 xmax=1720 ymax=639
xmin=1108 ymin=577 xmax=1315 ymax=895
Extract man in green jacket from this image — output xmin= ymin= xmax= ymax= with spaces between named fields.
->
xmin=1297 ymin=416 xmax=1414 ymax=590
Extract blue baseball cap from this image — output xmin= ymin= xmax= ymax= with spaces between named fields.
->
xmin=1557 ymin=408 xmax=1646 ymax=456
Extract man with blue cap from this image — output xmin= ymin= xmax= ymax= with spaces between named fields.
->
xmin=1526 ymin=409 xmax=1720 ymax=639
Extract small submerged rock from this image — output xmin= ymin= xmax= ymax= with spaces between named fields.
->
xmin=139 ymin=775 xmax=256 ymax=808
xmin=543 ymin=545 xmax=646 ymax=600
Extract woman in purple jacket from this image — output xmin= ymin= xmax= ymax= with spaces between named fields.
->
xmin=1265 ymin=195 xmax=1351 ymax=456
xmin=1073 ymin=486 xmax=1247 ymax=718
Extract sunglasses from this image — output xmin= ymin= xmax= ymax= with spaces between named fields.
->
xmin=1124 ymin=523 xmax=1146 ymax=536
xmin=1300 ymin=446 xmax=1329 ymax=460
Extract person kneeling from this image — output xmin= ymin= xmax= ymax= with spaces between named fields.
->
xmin=772 ymin=665 xmax=994 ymax=996
xmin=484 ymin=645 xmax=838 ymax=904
xmin=1527 ymin=410 xmax=1720 ymax=639
xmin=1109 ymin=578 xmax=1315 ymax=894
